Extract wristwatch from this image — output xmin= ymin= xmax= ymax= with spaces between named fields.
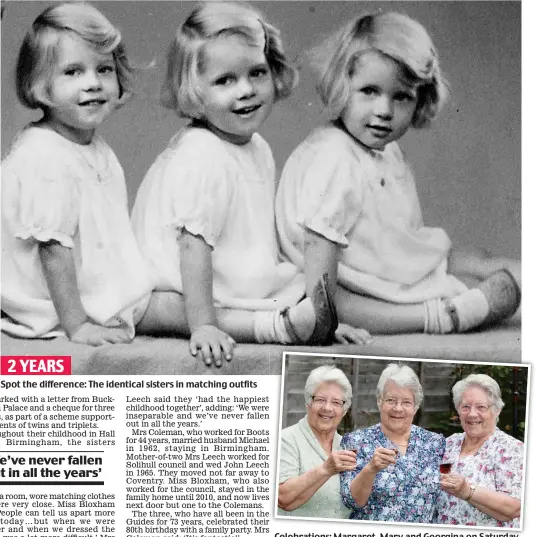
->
xmin=465 ymin=483 xmax=476 ymax=501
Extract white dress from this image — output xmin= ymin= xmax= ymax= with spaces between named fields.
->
xmin=276 ymin=125 xmax=467 ymax=303
xmin=131 ymin=126 xmax=304 ymax=310
xmin=1 ymin=126 xmax=153 ymax=339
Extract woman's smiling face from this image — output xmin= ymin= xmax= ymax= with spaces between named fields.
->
xmin=306 ymin=382 xmax=346 ymax=435
xmin=457 ymin=386 xmax=498 ymax=439
xmin=379 ymin=381 xmax=417 ymax=436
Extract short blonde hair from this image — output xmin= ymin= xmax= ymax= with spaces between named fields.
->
xmin=311 ymin=11 xmax=448 ymax=127
xmin=160 ymin=1 xmax=298 ymax=119
xmin=16 ymin=2 xmax=133 ymax=110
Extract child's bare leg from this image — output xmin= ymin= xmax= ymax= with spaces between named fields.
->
xmin=137 ymin=290 xmax=333 ymax=344
xmin=337 ymin=268 xmax=521 ymax=335
xmin=449 ymin=248 xmax=521 ymax=286
xmin=335 ymin=286 xmax=425 ymax=334
xmin=137 ymin=291 xmax=256 ymax=341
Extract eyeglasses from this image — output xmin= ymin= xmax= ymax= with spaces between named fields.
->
xmin=459 ymin=403 xmax=491 ymax=414
xmin=310 ymin=396 xmax=346 ymax=409
xmin=382 ymin=398 xmax=415 ymax=409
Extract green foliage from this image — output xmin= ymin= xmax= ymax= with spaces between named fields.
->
xmin=426 ymin=364 xmax=527 ymax=441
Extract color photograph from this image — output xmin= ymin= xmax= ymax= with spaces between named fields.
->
xmin=277 ymin=352 xmax=528 ymax=529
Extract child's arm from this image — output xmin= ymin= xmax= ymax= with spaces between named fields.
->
xmin=304 ymin=229 xmax=372 ymax=344
xmin=39 ymin=241 xmax=132 ymax=345
xmin=178 ymin=231 xmax=235 ymax=366
xmin=304 ymin=229 xmax=339 ymax=298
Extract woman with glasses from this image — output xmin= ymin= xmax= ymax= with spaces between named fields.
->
xmin=436 ymin=374 xmax=523 ymax=527
xmin=277 ymin=365 xmax=356 ymax=518
xmin=339 ymin=363 xmax=445 ymax=522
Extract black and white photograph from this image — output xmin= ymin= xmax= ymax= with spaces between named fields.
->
xmin=1 ymin=1 xmax=521 ymax=374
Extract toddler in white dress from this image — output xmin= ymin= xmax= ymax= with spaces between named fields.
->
xmin=1 ymin=2 xmax=153 ymax=345
xmin=276 ymin=11 xmax=520 ymax=336
xmin=132 ymin=2 xmax=349 ymax=366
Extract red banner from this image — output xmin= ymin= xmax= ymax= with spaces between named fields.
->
xmin=0 ymin=356 xmax=71 ymax=375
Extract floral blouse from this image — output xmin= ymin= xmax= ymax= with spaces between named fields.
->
xmin=340 ymin=423 xmax=445 ymax=522
xmin=435 ymin=428 xmax=524 ymax=528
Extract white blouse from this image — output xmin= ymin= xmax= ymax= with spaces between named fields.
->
xmin=276 ymin=125 xmax=467 ymax=303
xmin=1 ymin=126 xmax=152 ymax=338
xmin=132 ymin=126 xmax=304 ymax=311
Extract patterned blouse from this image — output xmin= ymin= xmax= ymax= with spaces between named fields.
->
xmin=340 ymin=423 xmax=445 ymax=522
xmin=435 ymin=428 xmax=524 ymax=528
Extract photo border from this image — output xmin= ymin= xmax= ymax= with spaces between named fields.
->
xmin=275 ymin=351 xmax=530 ymax=531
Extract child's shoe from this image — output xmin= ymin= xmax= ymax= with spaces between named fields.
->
xmin=475 ymin=268 xmax=521 ymax=328
xmin=283 ymin=273 xmax=338 ymax=345
xmin=443 ymin=269 xmax=521 ymax=332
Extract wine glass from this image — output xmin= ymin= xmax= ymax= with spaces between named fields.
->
xmin=345 ymin=441 xmax=360 ymax=457
xmin=384 ymin=439 xmax=399 ymax=472
xmin=439 ymin=456 xmax=456 ymax=475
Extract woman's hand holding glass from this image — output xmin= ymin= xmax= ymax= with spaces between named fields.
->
xmin=322 ymin=450 xmax=357 ymax=476
xmin=439 ymin=471 xmax=471 ymax=499
xmin=367 ymin=445 xmax=398 ymax=473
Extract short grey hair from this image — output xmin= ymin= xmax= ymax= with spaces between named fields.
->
xmin=452 ymin=374 xmax=505 ymax=414
xmin=376 ymin=363 xmax=423 ymax=409
xmin=304 ymin=365 xmax=352 ymax=412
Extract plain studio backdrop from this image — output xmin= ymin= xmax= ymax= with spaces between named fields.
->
xmin=1 ymin=1 xmax=520 ymax=259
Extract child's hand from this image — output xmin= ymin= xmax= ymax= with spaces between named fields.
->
xmin=334 ymin=323 xmax=373 ymax=345
xmin=70 ymin=321 xmax=132 ymax=346
xmin=189 ymin=325 xmax=235 ymax=367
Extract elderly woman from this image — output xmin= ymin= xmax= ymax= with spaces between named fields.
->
xmin=340 ymin=363 xmax=445 ymax=522
xmin=277 ymin=365 xmax=356 ymax=518
xmin=436 ymin=374 xmax=523 ymax=527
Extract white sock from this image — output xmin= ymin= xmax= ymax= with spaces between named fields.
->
xmin=449 ymin=288 xmax=490 ymax=332
xmin=423 ymin=298 xmax=454 ymax=334
xmin=253 ymin=310 xmax=292 ymax=344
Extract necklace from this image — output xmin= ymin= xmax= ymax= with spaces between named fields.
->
xmin=72 ymin=138 xmax=114 ymax=184
xmin=461 ymin=445 xmax=480 ymax=456
xmin=385 ymin=435 xmax=409 ymax=447
xmin=42 ymin=123 xmax=110 ymax=183
xmin=460 ymin=441 xmax=484 ymax=456
xmin=332 ymin=117 xmax=387 ymax=184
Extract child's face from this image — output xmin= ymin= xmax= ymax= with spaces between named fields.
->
xmin=44 ymin=33 xmax=120 ymax=144
xmin=198 ymin=34 xmax=274 ymax=145
xmin=341 ymin=51 xmax=417 ymax=150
